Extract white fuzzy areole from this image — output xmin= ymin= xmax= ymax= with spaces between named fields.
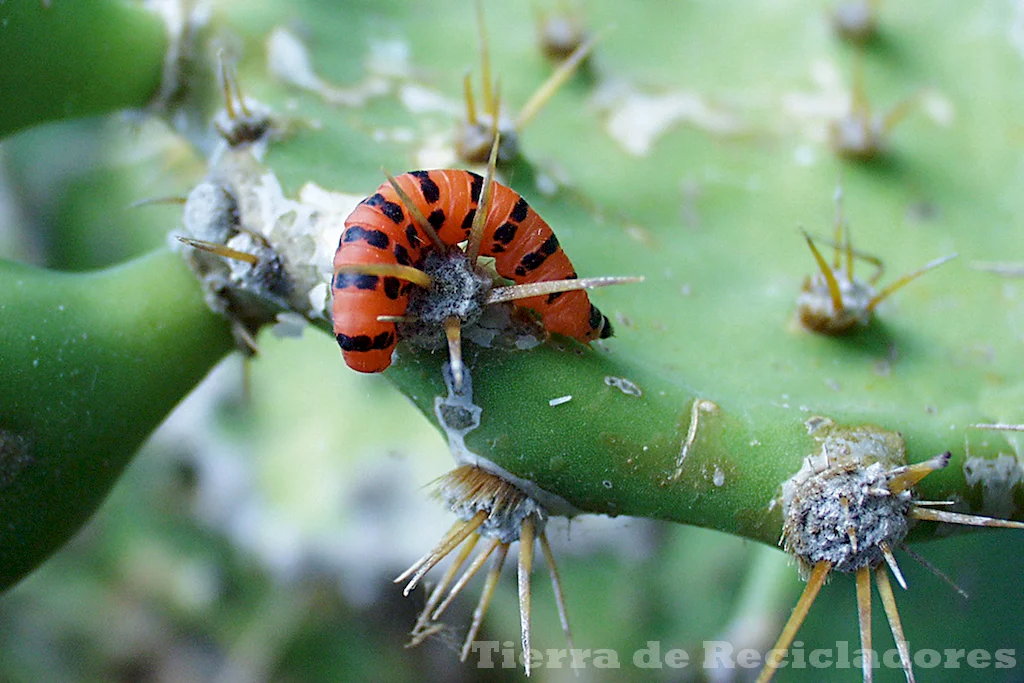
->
xmin=963 ymin=453 xmax=1024 ymax=519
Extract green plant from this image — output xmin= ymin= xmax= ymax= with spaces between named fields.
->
xmin=2 ymin=1 xmax=1023 ymax=681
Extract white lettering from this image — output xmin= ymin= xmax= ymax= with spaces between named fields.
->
xmin=593 ymin=649 xmax=620 ymax=668
xmin=967 ymin=649 xmax=991 ymax=668
xmin=703 ymin=640 xmax=735 ymax=669
xmin=664 ymin=648 xmax=688 ymax=668
xmin=545 ymin=648 xmax=566 ymax=668
xmin=943 ymin=648 xmax=965 ymax=668
xmin=521 ymin=648 xmax=543 ymax=671
xmin=737 ymin=648 xmax=762 ymax=669
xmin=790 ymin=641 xmax=806 ymax=669
xmin=913 ymin=649 xmax=940 ymax=668
xmin=501 ymin=641 xmax=517 ymax=668
xmin=882 ymin=647 xmax=903 ymax=669
xmin=634 ymin=641 xmax=662 ymax=669
xmin=471 ymin=640 xmax=499 ymax=668
xmin=853 ymin=648 xmax=879 ymax=671
xmin=570 ymin=649 xmax=591 ymax=669
xmin=809 ymin=649 xmax=833 ymax=668
xmin=836 ymin=639 xmax=850 ymax=668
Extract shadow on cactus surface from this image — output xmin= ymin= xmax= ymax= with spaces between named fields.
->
xmin=1 ymin=0 xmax=1023 ymax=681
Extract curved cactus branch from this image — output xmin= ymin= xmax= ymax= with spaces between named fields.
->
xmin=384 ymin=344 xmax=1022 ymax=546
xmin=0 ymin=248 xmax=233 ymax=590
xmin=0 ymin=0 xmax=169 ymax=137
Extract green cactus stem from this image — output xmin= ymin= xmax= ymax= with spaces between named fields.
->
xmin=0 ymin=0 xmax=174 ymax=137
xmin=0 ymin=248 xmax=233 ymax=589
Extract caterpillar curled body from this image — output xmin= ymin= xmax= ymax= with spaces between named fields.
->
xmin=332 ymin=170 xmax=613 ymax=373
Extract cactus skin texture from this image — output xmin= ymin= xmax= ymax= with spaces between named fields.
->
xmin=0 ymin=252 xmax=233 ymax=590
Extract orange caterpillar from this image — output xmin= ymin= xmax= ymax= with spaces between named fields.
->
xmin=332 ymin=168 xmax=616 ymax=374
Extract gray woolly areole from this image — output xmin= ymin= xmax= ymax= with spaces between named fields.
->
xmin=399 ymin=251 xmax=492 ymax=348
xmin=456 ymin=113 xmax=520 ymax=164
xmin=438 ymin=469 xmax=548 ymax=545
xmin=780 ymin=418 xmax=912 ymax=577
xmin=783 ymin=460 xmax=910 ymax=575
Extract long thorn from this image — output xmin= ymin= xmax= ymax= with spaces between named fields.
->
xmin=967 ymin=263 xmax=1024 ymax=277
xmin=177 ymin=237 xmax=259 ymax=265
xmin=491 ymin=79 xmax=503 ymax=127
xmin=237 ymin=225 xmax=274 ymax=249
xmin=219 ymin=50 xmax=252 ymax=119
xmin=850 ymin=53 xmax=870 ymax=118
xmin=756 ymin=560 xmax=831 ymax=683
xmin=232 ymin=65 xmax=251 ymax=118
xmin=516 ymin=32 xmax=599 ymax=130
xmin=234 ymin=78 xmax=252 ymax=118
xmin=433 ymin=537 xmax=501 ymax=620
xmin=899 ymin=543 xmax=969 ymax=600
xmin=397 ymin=530 xmax=457 ymax=585
xmin=384 ymin=170 xmax=446 ymax=252
xmin=970 ymin=422 xmax=1024 ymax=431
xmin=233 ymin=321 xmax=260 ymax=356
xmin=465 ymin=132 xmax=501 ymax=267
xmin=486 ymin=275 xmax=643 ymax=305
xmin=519 ymin=516 xmax=536 ymax=677
xmin=875 ymin=566 xmax=916 ymax=683
xmin=855 ymin=566 xmax=874 ymax=683
xmin=460 ymin=543 xmax=510 ymax=663
xmin=475 ymin=0 xmax=493 ymax=118
xmin=396 ymin=514 xmax=474 ymax=585
xmin=539 ymin=531 xmax=574 ymax=652
xmin=803 ymin=232 xmax=885 ymax=282
xmin=843 ymin=210 xmax=855 ymax=278
xmin=866 ymin=253 xmax=958 ymax=314
xmin=129 ymin=195 xmax=187 ymax=208
xmin=910 ymin=507 xmax=1024 ymax=529
xmin=444 ymin=316 xmax=465 ymax=393
xmin=880 ymin=542 xmax=907 ymax=590
xmin=887 ymin=452 xmax=949 ymax=494
xmin=463 ymin=70 xmax=478 ymax=125
xmin=396 ymin=511 xmax=487 ymax=593
xmin=841 ymin=496 xmax=859 ymax=555
xmin=832 ymin=181 xmax=846 ymax=272
xmin=409 ymin=533 xmax=481 ymax=641
xmin=377 ymin=314 xmax=420 ymax=324
xmin=880 ymin=91 xmax=921 ymax=137
xmin=405 ymin=622 xmax=446 ymax=649
xmin=334 ymin=262 xmax=433 ymax=289
xmin=218 ymin=49 xmax=237 ymax=120
xmin=801 ymin=229 xmax=845 ymax=315
xmin=847 ymin=528 xmax=859 ymax=556
xmin=480 ymin=79 xmax=503 ymax=151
